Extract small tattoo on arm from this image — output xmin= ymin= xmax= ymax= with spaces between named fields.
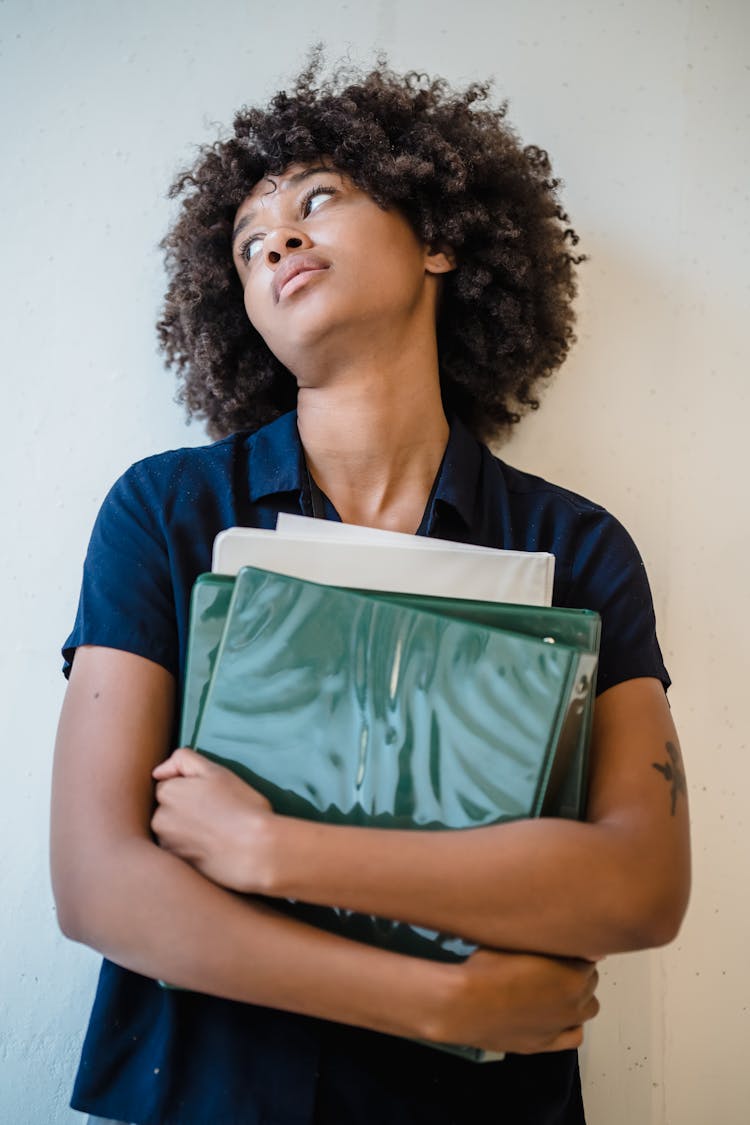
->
xmin=652 ymin=740 xmax=687 ymax=815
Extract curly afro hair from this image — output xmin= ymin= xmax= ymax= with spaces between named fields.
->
xmin=158 ymin=53 xmax=583 ymax=442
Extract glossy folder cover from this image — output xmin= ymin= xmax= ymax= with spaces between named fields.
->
xmin=187 ymin=566 xmax=598 ymax=937
xmin=179 ymin=567 xmax=599 ymax=1060
xmin=180 ymin=572 xmax=599 ymax=822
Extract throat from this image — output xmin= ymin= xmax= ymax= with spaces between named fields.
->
xmin=297 ymin=391 xmax=449 ymax=534
xmin=322 ymin=483 xmax=437 ymax=535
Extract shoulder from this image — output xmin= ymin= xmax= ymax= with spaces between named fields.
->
xmin=109 ymin=433 xmax=244 ymax=509
xmin=486 ymin=454 xmax=668 ymax=693
xmin=488 ymin=453 xmax=640 ymax=587
xmin=500 ymin=455 xmax=649 ymax=601
xmin=107 ymin=409 xmax=299 ymax=521
xmin=90 ymin=433 xmax=257 ymax=555
xmin=64 ymin=433 xmax=253 ymax=682
xmin=495 ymin=456 xmax=618 ymax=531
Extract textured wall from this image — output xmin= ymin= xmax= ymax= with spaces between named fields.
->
xmin=1 ymin=1 xmax=747 ymax=1121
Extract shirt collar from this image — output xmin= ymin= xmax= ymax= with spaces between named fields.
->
xmin=246 ymin=410 xmax=307 ymax=502
xmin=246 ymin=408 xmax=482 ymax=533
xmin=424 ymin=413 xmax=481 ymax=535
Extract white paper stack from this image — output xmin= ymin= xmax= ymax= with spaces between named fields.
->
xmin=212 ymin=516 xmax=554 ymax=606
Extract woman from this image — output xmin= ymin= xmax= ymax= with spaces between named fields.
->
xmin=51 ymin=58 xmax=690 ymax=1125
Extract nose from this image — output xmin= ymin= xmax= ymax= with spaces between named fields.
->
xmin=263 ymin=227 xmax=313 ymax=267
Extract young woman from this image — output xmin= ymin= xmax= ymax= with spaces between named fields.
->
xmin=51 ymin=59 xmax=690 ymax=1125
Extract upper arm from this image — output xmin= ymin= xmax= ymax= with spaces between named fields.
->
xmin=50 ymin=645 xmax=175 ymax=934
xmin=561 ymin=505 xmax=689 ymax=941
xmin=585 ymin=676 xmax=691 ymax=943
xmin=53 ymin=457 xmax=182 ymax=930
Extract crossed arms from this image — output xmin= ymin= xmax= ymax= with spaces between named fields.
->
xmin=50 ymin=645 xmax=690 ymax=1055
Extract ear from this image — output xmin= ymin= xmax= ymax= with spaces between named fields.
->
xmin=424 ymin=242 xmax=457 ymax=274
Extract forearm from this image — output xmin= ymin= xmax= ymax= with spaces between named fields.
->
xmin=269 ymin=814 xmax=678 ymax=961
xmin=261 ymin=679 xmax=690 ymax=961
xmin=56 ymin=833 xmax=444 ymax=1042
xmin=57 ymin=832 xmax=605 ymax=1058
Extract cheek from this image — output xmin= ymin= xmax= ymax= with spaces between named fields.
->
xmin=242 ymin=286 xmax=255 ymax=324
xmin=242 ymin=281 xmax=268 ymax=335
xmin=241 ymin=283 xmax=288 ymax=358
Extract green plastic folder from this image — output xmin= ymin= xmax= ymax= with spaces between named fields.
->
xmin=177 ymin=567 xmax=600 ymax=1061
xmin=181 ymin=572 xmax=600 ymax=823
xmin=180 ymin=573 xmax=235 ymax=749
xmin=186 ymin=567 xmax=598 ymax=957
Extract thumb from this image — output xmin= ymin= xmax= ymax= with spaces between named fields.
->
xmin=152 ymin=746 xmax=210 ymax=780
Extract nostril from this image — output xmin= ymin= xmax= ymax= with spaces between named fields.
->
xmin=268 ymin=250 xmax=281 ymax=264
xmin=286 ymin=237 xmax=302 ymax=248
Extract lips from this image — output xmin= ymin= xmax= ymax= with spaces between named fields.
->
xmin=272 ymin=253 xmax=330 ymax=303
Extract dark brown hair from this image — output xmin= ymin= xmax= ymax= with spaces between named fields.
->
xmin=158 ymin=54 xmax=583 ymax=441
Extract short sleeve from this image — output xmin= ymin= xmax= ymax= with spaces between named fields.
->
xmin=564 ymin=510 xmax=670 ymax=696
xmin=62 ymin=462 xmax=178 ymax=679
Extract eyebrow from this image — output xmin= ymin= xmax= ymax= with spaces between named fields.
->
xmin=231 ymin=164 xmax=338 ymax=248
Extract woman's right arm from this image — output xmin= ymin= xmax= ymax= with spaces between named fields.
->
xmin=51 ymin=644 xmax=598 ymax=1055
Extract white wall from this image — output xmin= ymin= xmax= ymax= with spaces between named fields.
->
xmin=1 ymin=1 xmax=747 ymax=1121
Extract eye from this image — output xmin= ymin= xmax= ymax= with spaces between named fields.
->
xmin=301 ymin=184 xmax=336 ymax=217
xmin=239 ymin=234 xmax=263 ymax=263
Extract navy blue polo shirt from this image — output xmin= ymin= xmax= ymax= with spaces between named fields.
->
xmin=62 ymin=409 xmax=668 ymax=1125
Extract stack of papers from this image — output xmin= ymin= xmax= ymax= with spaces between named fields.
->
xmin=212 ymin=517 xmax=556 ymax=604
xmin=180 ymin=520 xmax=600 ymax=1061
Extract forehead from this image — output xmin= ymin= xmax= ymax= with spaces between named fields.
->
xmin=235 ymin=161 xmax=342 ymax=221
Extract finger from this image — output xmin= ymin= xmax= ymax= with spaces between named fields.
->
xmin=150 ymin=806 xmax=165 ymax=840
xmin=515 ymin=1025 xmax=584 ymax=1055
xmin=152 ymin=756 xmax=182 ymax=780
xmin=563 ymin=956 xmax=599 ymax=973
xmin=576 ymin=966 xmax=599 ymax=1007
xmin=152 ymin=746 xmax=208 ymax=780
xmin=152 ymin=748 xmax=189 ymax=779
xmin=581 ymin=995 xmax=600 ymax=1023
xmin=544 ymin=1025 xmax=585 ymax=1053
xmin=154 ymin=779 xmax=175 ymax=804
xmin=588 ymin=968 xmax=599 ymax=999
xmin=566 ymin=960 xmax=599 ymax=1002
xmin=150 ymin=806 xmax=185 ymax=856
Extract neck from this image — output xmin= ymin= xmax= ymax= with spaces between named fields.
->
xmin=297 ymin=353 xmax=449 ymax=534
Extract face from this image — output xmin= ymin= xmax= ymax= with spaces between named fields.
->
xmin=231 ymin=162 xmax=454 ymax=377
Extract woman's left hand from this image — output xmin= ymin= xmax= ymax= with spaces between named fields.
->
xmin=151 ymin=747 xmax=277 ymax=894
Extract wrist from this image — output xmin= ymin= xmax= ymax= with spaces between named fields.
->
xmin=370 ymin=954 xmax=458 ymax=1044
xmin=233 ymin=807 xmax=282 ymax=896
xmin=412 ymin=959 xmax=468 ymax=1045
xmin=248 ymin=812 xmax=307 ymax=898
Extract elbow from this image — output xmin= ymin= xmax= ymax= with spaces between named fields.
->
xmin=611 ymin=868 xmax=691 ymax=953
xmin=54 ymin=895 xmax=86 ymax=944
xmin=641 ymin=846 xmax=692 ymax=949
xmin=590 ymin=817 xmax=692 ymax=955
xmin=644 ymin=878 xmax=691 ymax=948
xmin=51 ymin=837 xmax=150 ymax=948
xmin=628 ymin=901 xmax=686 ymax=951
xmin=51 ymin=865 xmax=98 ymax=944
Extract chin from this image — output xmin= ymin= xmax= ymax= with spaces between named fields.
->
xmin=265 ymin=315 xmax=350 ymax=373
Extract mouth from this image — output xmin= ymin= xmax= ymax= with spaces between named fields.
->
xmin=273 ymin=255 xmax=330 ymax=303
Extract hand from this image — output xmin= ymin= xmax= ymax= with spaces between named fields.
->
xmin=151 ymin=747 xmax=276 ymax=893
xmin=431 ymin=948 xmax=600 ymax=1055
